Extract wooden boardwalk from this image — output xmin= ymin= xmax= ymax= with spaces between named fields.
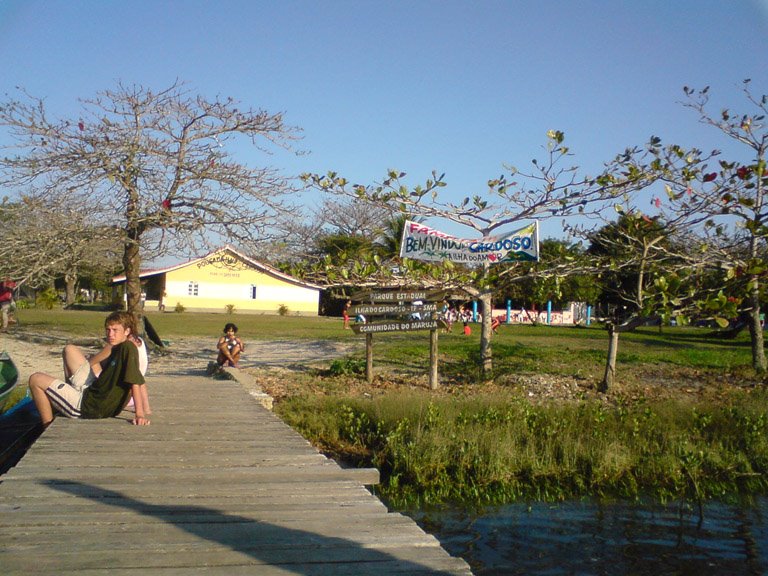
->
xmin=0 ymin=368 xmax=472 ymax=575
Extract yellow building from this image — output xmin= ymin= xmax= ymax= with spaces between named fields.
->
xmin=112 ymin=246 xmax=321 ymax=315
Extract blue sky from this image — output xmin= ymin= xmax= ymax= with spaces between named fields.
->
xmin=2 ymin=0 xmax=767 ymax=241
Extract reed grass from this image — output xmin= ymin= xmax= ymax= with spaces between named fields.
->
xmin=277 ymin=388 xmax=768 ymax=505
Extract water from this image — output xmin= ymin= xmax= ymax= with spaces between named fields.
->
xmin=0 ymin=398 xmax=43 ymax=475
xmin=407 ymin=498 xmax=768 ymax=575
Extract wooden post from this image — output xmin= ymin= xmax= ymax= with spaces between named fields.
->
xmin=429 ymin=328 xmax=439 ymax=390
xmin=350 ymin=290 xmax=446 ymax=388
xmin=366 ymin=333 xmax=373 ymax=384
xmin=600 ymin=323 xmax=618 ymax=392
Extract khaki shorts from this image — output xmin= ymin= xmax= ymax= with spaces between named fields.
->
xmin=69 ymin=361 xmax=96 ymax=392
xmin=45 ymin=361 xmax=96 ymax=419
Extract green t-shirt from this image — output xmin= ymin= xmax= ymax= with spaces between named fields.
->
xmin=80 ymin=341 xmax=145 ymax=419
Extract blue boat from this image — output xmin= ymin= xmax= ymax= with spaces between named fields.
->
xmin=0 ymin=396 xmax=41 ymax=475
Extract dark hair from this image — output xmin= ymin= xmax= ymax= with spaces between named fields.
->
xmin=105 ymin=311 xmax=138 ymax=335
xmin=223 ymin=323 xmax=238 ymax=333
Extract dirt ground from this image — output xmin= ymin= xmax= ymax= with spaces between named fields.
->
xmin=2 ymin=328 xmax=763 ymax=408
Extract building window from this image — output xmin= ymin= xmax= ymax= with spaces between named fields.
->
xmin=188 ymin=281 xmax=199 ymax=296
xmin=250 ymin=285 xmax=257 ymax=299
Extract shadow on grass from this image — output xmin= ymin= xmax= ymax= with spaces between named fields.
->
xmin=625 ymin=327 xmax=754 ymax=348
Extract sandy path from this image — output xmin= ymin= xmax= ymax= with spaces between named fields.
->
xmin=0 ymin=329 xmax=362 ymax=391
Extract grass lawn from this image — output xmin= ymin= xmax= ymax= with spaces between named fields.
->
xmin=14 ymin=308 xmax=346 ymax=341
xmin=12 ymin=307 xmax=760 ymax=385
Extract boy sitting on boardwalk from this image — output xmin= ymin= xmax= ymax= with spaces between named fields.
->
xmin=28 ymin=311 xmax=149 ymax=426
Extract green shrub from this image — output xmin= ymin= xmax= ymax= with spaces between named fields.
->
xmin=36 ymin=288 xmax=60 ymax=310
xmin=225 ymin=304 xmax=236 ymax=314
xmin=174 ymin=302 xmax=186 ymax=313
xmin=328 ymin=357 xmax=366 ymax=376
xmin=278 ymin=303 xmax=289 ymax=316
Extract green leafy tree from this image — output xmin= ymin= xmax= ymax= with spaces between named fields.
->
xmin=315 ymin=233 xmax=375 ymax=265
xmin=618 ymin=82 xmax=768 ymax=372
xmin=587 ymin=213 xmax=671 ymax=318
xmin=566 ymin=128 xmax=734 ymax=389
xmin=269 ymin=196 xmax=397 ymax=287
xmin=680 ymin=82 xmax=767 ymax=372
xmin=494 ymin=238 xmax=599 ymax=314
xmin=304 ymin=131 xmax=659 ymax=377
xmin=375 ymin=212 xmax=421 ymax=259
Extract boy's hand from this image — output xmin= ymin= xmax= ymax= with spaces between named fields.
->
xmin=133 ymin=415 xmax=151 ymax=426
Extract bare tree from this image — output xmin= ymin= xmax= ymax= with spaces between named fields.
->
xmin=0 ymin=81 xmax=300 ymax=317
xmin=313 ymin=197 xmax=393 ymax=239
xmin=266 ymin=196 xmax=395 ymax=265
xmin=0 ymin=194 xmax=121 ymax=300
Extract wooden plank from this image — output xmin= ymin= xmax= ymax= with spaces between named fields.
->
xmin=0 ymin=552 xmax=471 ymax=576
xmin=0 ymin=371 xmax=471 ymax=575
xmin=2 ymin=467 xmax=381 ymax=485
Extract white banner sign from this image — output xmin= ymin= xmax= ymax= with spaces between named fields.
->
xmin=399 ymin=220 xmax=539 ymax=264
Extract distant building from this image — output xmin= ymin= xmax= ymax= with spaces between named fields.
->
xmin=111 ymin=246 xmax=321 ymax=315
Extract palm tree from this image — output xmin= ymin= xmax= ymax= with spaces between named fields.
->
xmin=376 ymin=213 xmax=423 ymax=258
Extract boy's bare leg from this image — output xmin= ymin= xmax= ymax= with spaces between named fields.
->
xmin=62 ymin=344 xmax=88 ymax=380
xmin=29 ymin=372 xmax=57 ymax=425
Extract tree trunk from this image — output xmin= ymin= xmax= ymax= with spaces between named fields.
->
xmin=747 ymin=277 xmax=766 ymax=373
xmin=600 ymin=323 xmax=619 ymax=392
xmin=64 ymin=270 xmax=78 ymax=308
xmin=366 ymin=333 xmax=373 ymax=384
xmin=479 ymin=291 xmax=494 ymax=379
xmin=747 ymin=153 xmax=766 ymax=373
xmin=123 ymin=240 xmax=143 ymax=321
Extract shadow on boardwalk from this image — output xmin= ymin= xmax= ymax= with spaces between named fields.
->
xmin=40 ymin=479 xmax=465 ymax=575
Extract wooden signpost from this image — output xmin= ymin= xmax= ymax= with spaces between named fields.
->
xmin=350 ymin=303 xmax=438 ymax=317
xmin=351 ymin=319 xmax=442 ymax=334
xmin=350 ymin=290 xmax=445 ymax=390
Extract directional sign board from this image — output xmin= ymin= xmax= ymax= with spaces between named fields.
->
xmin=348 ymin=287 xmax=447 ymax=389
xmin=350 ymin=303 xmax=438 ymax=316
xmin=351 ymin=290 xmax=447 ymax=303
xmin=351 ymin=319 xmax=446 ymax=334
